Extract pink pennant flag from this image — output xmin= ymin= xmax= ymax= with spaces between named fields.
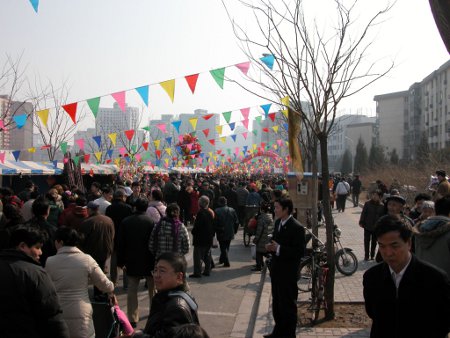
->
xmin=242 ymin=119 xmax=249 ymax=130
xmin=178 ymin=135 xmax=184 ymax=143
xmin=242 ymin=132 xmax=248 ymax=139
xmin=119 ymin=147 xmax=127 ymax=156
xmin=235 ymin=61 xmax=251 ymax=75
xmin=0 ymin=120 xmax=4 ymax=129
xmin=135 ymin=154 xmax=142 ymax=162
xmin=235 ymin=147 xmax=240 ymax=155
xmin=111 ymin=91 xmax=126 ymax=112
xmin=240 ymin=108 xmax=250 ymax=120
xmin=156 ymin=124 xmax=167 ymax=133
xmin=0 ymin=152 xmax=4 ymax=164
xmin=277 ymin=139 xmax=283 ymax=146
xmin=75 ymin=138 xmax=85 ymax=150
xmin=63 ymin=158 xmax=69 ymax=164
xmin=186 ymin=144 xmax=193 ymax=151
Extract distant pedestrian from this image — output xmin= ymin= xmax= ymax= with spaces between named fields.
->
xmin=363 ymin=215 xmax=450 ymax=338
xmin=335 ymin=177 xmax=350 ymax=212
xmin=359 ymin=190 xmax=385 ymax=261
xmin=351 ymin=174 xmax=362 ymax=207
xmin=214 ymin=197 xmax=239 ymax=267
xmin=252 ymin=201 xmax=273 ymax=271
xmin=433 ymin=169 xmax=450 ymax=201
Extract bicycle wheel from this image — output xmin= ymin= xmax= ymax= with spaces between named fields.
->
xmin=243 ymin=228 xmax=251 ymax=247
xmin=311 ymin=270 xmax=322 ymax=323
xmin=297 ymin=257 xmax=312 ymax=292
xmin=335 ymin=249 xmax=358 ymax=276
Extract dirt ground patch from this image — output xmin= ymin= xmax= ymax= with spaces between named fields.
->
xmin=298 ymin=302 xmax=371 ymax=328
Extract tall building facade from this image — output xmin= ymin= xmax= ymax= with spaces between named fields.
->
xmin=0 ymin=95 xmax=33 ymax=160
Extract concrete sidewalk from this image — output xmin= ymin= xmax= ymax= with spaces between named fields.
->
xmin=252 ymin=205 xmax=374 ymax=337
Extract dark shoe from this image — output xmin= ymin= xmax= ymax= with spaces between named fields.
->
xmin=189 ymin=274 xmax=201 ymax=278
xmin=130 ymin=321 xmax=137 ymax=328
xmin=364 ymin=257 xmax=369 ymax=261
xmin=202 ymin=272 xmax=210 ymax=276
xmin=263 ymin=334 xmax=276 ymax=338
xmin=223 ymin=263 xmax=230 ymax=267
xmin=251 ymin=267 xmax=262 ymax=272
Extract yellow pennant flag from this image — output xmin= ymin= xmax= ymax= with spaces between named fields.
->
xmin=28 ymin=147 xmax=36 ymax=153
xmin=281 ymin=96 xmax=289 ymax=117
xmin=165 ymin=148 xmax=172 ymax=156
xmin=273 ymin=145 xmax=278 ymax=150
xmin=114 ymin=158 xmax=121 ymax=166
xmin=94 ymin=152 xmax=102 ymax=162
xmin=189 ymin=118 xmax=198 ymax=130
xmin=215 ymin=125 xmax=223 ymax=135
xmin=154 ymin=140 xmax=160 ymax=149
xmin=208 ymin=152 xmax=213 ymax=158
xmin=108 ymin=133 xmax=117 ymax=146
xmin=160 ymin=79 xmax=175 ymax=103
xmin=220 ymin=136 xmax=226 ymax=143
xmin=36 ymin=109 xmax=49 ymax=128
xmin=213 ymin=155 xmax=217 ymax=161
xmin=164 ymin=158 xmax=169 ymax=166
xmin=288 ymin=107 xmax=303 ymax=179
xmin=252 ymin=144 xmax=257 ymax=150
xmin=272 ymin=125 xmax=279 ymax=133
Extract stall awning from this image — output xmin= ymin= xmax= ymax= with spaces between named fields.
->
xmin=81 ymin=163 xmax=119 ymax=175
xmin=0 ymin=160 xmax=63 ymax=175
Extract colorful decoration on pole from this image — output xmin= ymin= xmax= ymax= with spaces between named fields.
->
xmin=175 ymin=133 xmax=202 ymax=160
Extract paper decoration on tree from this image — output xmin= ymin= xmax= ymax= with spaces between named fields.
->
xmin=107 ymin=149 xmax=114 ymax=158
xmin=40 ymin=144 xmax=51 ymax=150
xmin=108 ymin=133 xmax=117 ymax=146
xmin=112 ymin=91 xmax=126 ymax=112
xmin=142 ymin=142 xmax=149 ymax=151
xmin=185 ymin=74 xmax=199 ymax=94
xmin=171 ymin=120 xmax=181 ymax=133
xmin=268 ymin=112 xmax=276 ymax=122
xmin=29 ymin=0 xmax=39 ymax=13
xmin=165 ymin=148 xmax=172 ymax=156
xmin=94 ymin=152 xmax=102 ymax=162
xmin=160 ymin=79 xmax=175 ymax=102
xmin=203 ymin=114 xmax=214 ymax=120
xmin=84 ymin=154 xmax=90 ymax=163
xmin=154 ymin=140 xmax=161 ymax=149
xmin=135 ymin=85 xmax=149 ymax=107
xmin=12 ymin=150 xmax=20 ymax=162
xmin=235 ymin=61 xmax=251 ymax=75
xmin=124 ymin=129 xmax=135 ymax=141
xmin=36 ymin=109 xmax=49 ymax=128
xmin=87 ymin=97 xmax=101 ymax=118
xmin=260 ymin=103 xmax=272 ymax=117
xmin=165 ymin=137 xmax=172 ymax=146
xmin=13 ymin=115 xmax=27 ymax=129
xmin=176 ymin=134 xmax=202 ymax=160
xmin=189 ymin=118 xmax=198 ymax=130
xmin=210 ymin=67 xmax=225 ymax=89
xmin=119 ymin=147 xmax=126 ymax=156
xmin=0 ymin=152 xmax=5 ymax=164
xmin=60 ymin=142 xmax=68 ymax=154
xmin=272 ymin=126 xmax=279 ymax=133
xmin=155 ymin=150 xmax=162 ymax=159
xmin=141 ymin=126 xmax=150 ymax=132
xmin=73 ymin=156 xmax=80 ymax=166
xmin=281 ymin=96 xmax=289 ymax=117
xmin=0 ymin=120 xmax=3 ymax=130
xmin=260 ymin=54 xmax=275 ymax=70
xmin=92 ymin=136 xmax=102 ymax=148
xmin=28 ymin=147 xmax=36 ymax=153
xmin=62 ymin=103 xmax=78 ymax=124
xmin=202 ymin=129 xmax=210 ymax=137
xmin=75 ymin=138 xmax=85 ymax=150
xmin=156 ymin=124 xmax=167 ymax=133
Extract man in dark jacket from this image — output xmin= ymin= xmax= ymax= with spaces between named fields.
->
xmin=359 ymin=190 xmax=385 ymax=261
xmin=106 ymin=189 xmax=133 ymax=287
xmin=363 ymin=215 xmax=450 ymax=338
xmin=351 ymin=174 xmax=362 ymax=207
xmin=214 ymin=196 xmax=239 ymax=267
xmin=118 ymin=197 xmax=155 ymax=327
xmin=0 ymin=226 xmax=69 ymax=338
xmin=163 ymin=175 xmax=181 ymax=205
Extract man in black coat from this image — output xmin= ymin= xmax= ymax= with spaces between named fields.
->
xmin=0 ymin=226 xmax=69 ymax=338
xmin=265 ymin=197 xmax=305 ymax=338
xmin=363 ymin=215 xmax=450 ymax=338
xmin=106 ymin=189 xmax=133 ymax=288
xmin=118 ymin=197 xmax=155 ymax=327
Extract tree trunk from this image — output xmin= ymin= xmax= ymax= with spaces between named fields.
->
xmin=319 ymin=134 xmax=335 ymax=320
xmin=311 ymin=137 xmax=319 ymax=240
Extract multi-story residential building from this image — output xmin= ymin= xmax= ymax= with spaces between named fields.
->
xmin=0 ymin=95 xmax=33 ymax=160
xmin=374 ymin=59 xmax=450 ymax=160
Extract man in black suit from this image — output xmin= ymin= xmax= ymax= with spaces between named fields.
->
xmin=363 ymin=215 xmax=450 ymax=338
xmin=265 ymin=197 xmax=305 ymax=338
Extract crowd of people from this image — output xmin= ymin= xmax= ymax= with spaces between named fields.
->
xmin=0 ymin=173 xmax=288 ymax=337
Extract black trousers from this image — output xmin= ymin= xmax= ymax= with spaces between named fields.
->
xmin=218 ymin=239 xmax=231 ymax=265
xmin=364 ymin=229 xmax=377 ymax=259
xmin=271 ymin=276 xmax=298 ymax=337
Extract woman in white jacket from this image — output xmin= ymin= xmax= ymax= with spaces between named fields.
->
xmin=46 ymin=227 xmax=115 ymax=338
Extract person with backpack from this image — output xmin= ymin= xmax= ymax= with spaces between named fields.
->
xmin=146 ymin=189 xmax=167 ymax=224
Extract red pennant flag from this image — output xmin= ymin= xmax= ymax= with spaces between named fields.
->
xmin=155 ymin=150 xmax=161 ymax=159
xmin=185 ymin=74 xmax=199 ymax=94
xmin=106 ymin=159 xmax=112 ymax=164
xmin=208 ymin=139 xmax=215 ymax=145
xmin=142 ymin=142 xmax=149 ymax=151
xmin=217 ymin=149 xmax=222 ymax=154
xmin=124 ymin=129 xmax=135 ymax=141
xmin=89 ymin=168 xmax=95 ymax=177
xmin=203 ymin=129 xmax=210 ymax=137
xmin=62 ymin=102 xmax=78 ymax=124
xmin=84 ymin=154 xmax=90 ymax=163
xmin=263 ymin=127 xmax=269 ymax=132
xmin=203 ymin=114 xmax=214 ymax=120
xmin=40 ymin=144 xmax=51 ymax=150
xmin=268 ymin=112 xmax=276 ymax=122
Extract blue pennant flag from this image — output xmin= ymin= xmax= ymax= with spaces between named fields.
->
xmin=92 ymin=135 xmax=102 ymax=148
xmin=172 ymin=121 xmax=182 ymax=133
xmin=243 ymin=145 xmax=248 ymax=154
xmin=260 ymin=54 xmax=275 ymax=70
xmin=135 ymin=85 xmax=149 ymax=107
xmin=229 ymin=122 xmax=236 ymax=131
xmin=29 ymin=0 xmax=39 ymax=13
xmin=231 ymin=135 xmax=237 ymax=142
xmin=283 ymin=123 xmax=289 ymax=131
xmin=155 ymin=159 xmax=161 ymax=166
xmin=52 ymin=160 xmax=58 ymax=168
xmin=165 ymin=137 xmax=172 ymax=146
xmin=125 ymin=156 xmax=131 ymax=163
xmin=199 ymin=153 xmax=205 ymax=158
xmin=12 ymin=150 xmax=21 ymax=162
xmin=13 ymin=115 xmax=27 ymax=129
xmin=106 ymin=149 xmax=114 ymax=158
xmin=260 ymin=103 xmax=272 ymax=118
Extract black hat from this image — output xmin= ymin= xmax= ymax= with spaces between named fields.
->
xmin=385 ymin=195 xmax=406 ymax=205
xmin=436 ymin=169 xmax=446 ymax=177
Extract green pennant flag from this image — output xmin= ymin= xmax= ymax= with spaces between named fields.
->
xmin=131 ymin=145 xmax=137 ymax=153
xmin=255 ymin=116 xmax=262 ymax=124
xmin=142 ymin=126 xmax=150 ymax=132
xmin=222 ymin=111 xmax=232 ymax=124
xmin=73 ymin=156 xmax=80 ymax=165
xmin=87 ymin=97 xmax=101 ymax=118
xmin=226 ymin=148 xmax=231 ymax=155
xmin=190 ymin=131 xmax=197 ymax=137
xmin=210 ymin=68 xmax=225 ymax=89
xmin=252 ymin=130 xmax=258 ymax=136
xmin=60 ymin=142 xmax=68 ymax=154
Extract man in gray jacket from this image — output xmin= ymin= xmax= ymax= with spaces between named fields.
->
xmin=214 ymin=197 xmax=239 ymax=267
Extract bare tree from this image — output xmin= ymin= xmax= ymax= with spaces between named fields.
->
xmin=222 ymin=0 xmax=394 ymax=319
xmin=29 ymin=79 xmax=86 ymax=161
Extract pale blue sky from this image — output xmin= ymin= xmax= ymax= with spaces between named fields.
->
xmin=1 ymin=0 xmax=449 ymax=132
